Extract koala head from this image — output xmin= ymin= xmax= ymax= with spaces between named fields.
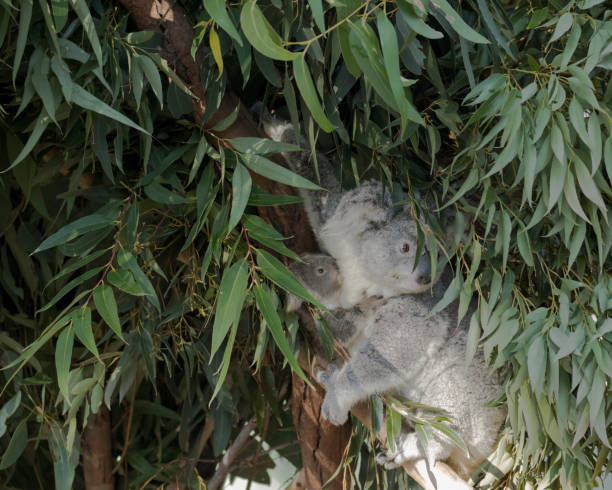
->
xmin=359 ymin=214 xmax=434 ymax=297
xmin=287 ymin=253 xmax=343 ymax=311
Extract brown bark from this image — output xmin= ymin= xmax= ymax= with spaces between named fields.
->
xmin=81 ymin=407 xmax=114 ymax=490
xmin=292 ymin=367 xmax=352 ymax=490
xmin=114 ymin=1 xmax=347 ymax=489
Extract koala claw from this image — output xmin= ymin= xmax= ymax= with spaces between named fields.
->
xmin=321 ymin=392 xmax=349 ymax=425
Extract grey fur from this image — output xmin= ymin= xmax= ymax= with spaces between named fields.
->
xmin=292 ymin=254 xmax=506 ymax=479
xmin=264 ymin=118 xmax=435 ymax=307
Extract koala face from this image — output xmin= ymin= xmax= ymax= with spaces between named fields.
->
xmin=359 ymin=215 xmax=433 ymax=296
xmin=288 ymin=253 xmax=343 ymax=310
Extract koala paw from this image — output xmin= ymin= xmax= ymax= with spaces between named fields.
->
xmin=316 ymin=364 xmax=338 ymax=388
xmin=375 ymin=452 xmax=400 ymax=470
xmin=321 ymin=392 xmax=349 ymax=425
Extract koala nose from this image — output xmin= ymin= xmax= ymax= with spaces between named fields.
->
xmin=417 ymin=272 xmax=431 ymax=285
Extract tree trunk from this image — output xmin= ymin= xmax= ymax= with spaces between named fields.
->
xmin=81 ymin=407 xmax=114 ymax=490
xmin=113 ymin=1 xmax=351 ymax=489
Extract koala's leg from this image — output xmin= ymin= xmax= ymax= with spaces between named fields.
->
xmin=320 ymin=340 xmax=406 ymax=425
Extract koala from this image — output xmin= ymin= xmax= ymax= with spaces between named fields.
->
xmin=262 ymin=117 xmax=435 ymax=307
xmin=288 ymin=254 xmax=387 ymax=354
xmin=291 ymin=253 xmax=506 ymax=479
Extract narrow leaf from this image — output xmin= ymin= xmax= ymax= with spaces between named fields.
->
xmin=240 ymin=0 xmax=297 ymax=61
xmin=254 ymin=285 xmax=311 ymax=385
xmin=211 ymin=259 xmax=249 ymax=357
xmin=72 ymin=307 xmax=98 ymax=357
xmin=93 ymin=284 xmax=123 ymax=340
xmin=293 ymin=55 xmax=335 ymax=132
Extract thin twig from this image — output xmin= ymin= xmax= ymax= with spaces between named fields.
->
xmin=207 ymin=418 xmax=258 ymax=490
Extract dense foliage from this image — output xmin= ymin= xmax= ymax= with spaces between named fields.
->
xmin=0 ymin=0 xmax=610 ymax=488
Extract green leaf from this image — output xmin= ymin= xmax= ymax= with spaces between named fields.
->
xmin=144 ymin=182 xmax=190 ymax=205
xmin=430 ymin=420 xmax=469 ymax=456
xmin=228 ymin=163 xmax=252 ymax=231
xmin=568 ymin=97 xmax=589 ymax=145
xmin=604 ymin=137 xmax=612 ymax=184
xmin=476 ymin=0 xmax=513 ymax=58
xmin=55 ymin=325 xmax=74 ymax=399
xmin=527 ymin=8 xmax=549 ymax=29
xmin=31 ymin=55 xmax=57 ymax=122
xmin=574 ymin=156 xmax=606 ymax=212
xmin=51 ymin=0 xmax=69 ymax=30
xmin=240 ymin=1 xmax=297 ymax=61
xmin=93 ymin=284 xmax=123 ymax=340
xmin=548 ymin=12 xmax=572 ymax=45
xmin=210 ymin=319 xmax=238 ymax=402
xmin=292 ymin=55 xmax=335 ymax=132
xmin=568 ymin=221 xmax=586 ymax=269
xmin=34 ymin=214 xmax=113 ymax=253
xmin=240 ymin=153 xmax=322 ymax=190
xmin=68 ymin=0 xmax=103 ymax=68
xmin=210 ymin=259 xmax=249 ymax=357
xmin=0 ymin=393 xmax=22 ymax=438
xmin=211 ymin=107 xmax=240 ymax=135
xmin=189 ymin=136 xmax=209 ymax=185
xmin=209 ymin=28 xmax=224 ymax=77
xmin=255 ymin=250 xmax=322 ymax=308
xmin=4 ymin=109 xmax=51 ymax=171
xmin=516 ymin=229 xmax=535 ymax=267
xmin=230 ymin=137 xmax=300 ymax=155
xmin=13 ymin=0 xmax=33 ymax=86
xmin=431 ymin=0 xmax=490 ymax=44
xmin=254 ymin=285 xmax=311 ymax=385
xmin=204 ymin=0 xmax=243 ymax=45
xmin=71 ymin=307 xmax=98 ymax=357
xmin=527 ymin=335 xmax=547 ymax=396
xmin=564 ymin=171 xmax=589 ymax=222
xmin=70 ymin=84 xmax=148 ymax=134
xmin=550 ymin=123 xmax=565 ymax=166
xmin=138 ymin=54 xmax=163 ymax=108
xmin=0 ymin=419 xmax=28 ymax=470
xmin=39 ymin=266 xmax=105 ymax=313
xmin=107 ymin=269 xmax=145 ymax=296
xmin=548 ymin=157 xmax=567 ymax=211
xmin=247 ymin=188 xmax=303 ymax=207
xmin=376 ymin=10 xmax=412 ymax=133
xmin=587 ymin=112 xmax=602 ymax=173
xmin=117 ymin=250 xmax=160 ymax=311
xmin=243 ymin=214 xmax=300 ymax=260
xmin=349 ymin=22 xmax=408 ymax=121
xmin=149 ymin=53 xmax=196 ymax=98
xmin=398 ymin=2 xmax=443 ymax=39
xmin=307 ymin=0 xmax=325 ymax=32
xmin=337 ymin=23 xmax=361 ymax=77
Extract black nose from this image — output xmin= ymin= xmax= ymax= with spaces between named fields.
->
xmin=417 ymin=273 xmax=431 ymax=285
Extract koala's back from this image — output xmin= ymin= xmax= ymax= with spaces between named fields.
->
xmin=351 ymin=282 xmax=505 ymax=473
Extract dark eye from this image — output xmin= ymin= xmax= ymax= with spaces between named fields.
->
xmin=401 ymin=243 xmax=410 ymax=254
xmin=316 ymin=267 xmax=325 ymax=275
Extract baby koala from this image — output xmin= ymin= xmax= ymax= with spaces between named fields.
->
xmin=263 ymin=117 xmax=435 ymax=307
xmin=291 ymin=253 xmax=506 ymax=479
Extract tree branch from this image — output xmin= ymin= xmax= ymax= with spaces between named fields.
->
xmin=81 ymin=407 xmax=114 ymax=490
xmin=207 ymin=418 xmax=258 ymax=490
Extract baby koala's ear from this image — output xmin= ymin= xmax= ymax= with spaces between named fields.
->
xmin=285 ymin=294 xmax=304 ymax=312
xmin=285 ymin=254 xmax=311 ymax=312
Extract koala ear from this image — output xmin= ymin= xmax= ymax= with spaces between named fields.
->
xmin=285 ymin=293 xmax=304 ymax=312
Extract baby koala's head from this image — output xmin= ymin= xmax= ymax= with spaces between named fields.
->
xmin=287 ymin=253 xmax=343 ymax=311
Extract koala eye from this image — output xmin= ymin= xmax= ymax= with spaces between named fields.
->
xmin=316 ymin=267 xmax=326 ymax=275
xmin=400 ymin=243 xmax=410 ymax=254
